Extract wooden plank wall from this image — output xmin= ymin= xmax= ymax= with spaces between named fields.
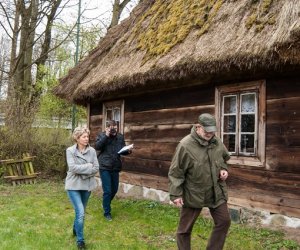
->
xmin=122 ymin=84 xmax=215 ymax=176
xmin=227 ymin=77 xmax=300 ymax=217
xmin=89 ymin=104 xmax=103 ymax=143
xmin=89 ymin=78 xmax=300 ymax=218
xmin=89 ymin=84 xmax=215 ymax=173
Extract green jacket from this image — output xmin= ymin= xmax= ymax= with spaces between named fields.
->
xmin=168 ymin=127 xmax=230 ymax=208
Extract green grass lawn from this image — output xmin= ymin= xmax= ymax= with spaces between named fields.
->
xmin=0 ymin=181 xmax=299 ymax=250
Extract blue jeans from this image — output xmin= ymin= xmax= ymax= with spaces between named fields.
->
xmin=100 ymin=170 xmax=119 ymax=216
xmin=67 ymin=190 xmax=91 ymax=244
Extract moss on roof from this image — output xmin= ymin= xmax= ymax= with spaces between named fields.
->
xmin=245 ymin=0 xmax=275 ymax=32
xmin=131 ymin=0 xmax=224 ymax=63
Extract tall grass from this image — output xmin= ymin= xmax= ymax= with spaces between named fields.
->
xmin=0 ymin=182 xmax=299 ymax=250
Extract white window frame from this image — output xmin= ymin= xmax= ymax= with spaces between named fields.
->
xmin=215 ymin=80 xmax=266 ymax=167
xmin=102 ymin=100 xmax=124 ymax=133
xmin=221 ymin=92 xmax=258 ymax=156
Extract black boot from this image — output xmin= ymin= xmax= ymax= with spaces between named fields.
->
xmin=77 ymin=242 xmax=86 ymax=249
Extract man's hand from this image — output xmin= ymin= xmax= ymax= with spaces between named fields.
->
xmin=172 ymin=198 xmax=184 ymax=207
xmin=105 ymin=127 xmax=110 ymax=137
xmin=219 ymin=169 xmax=228 ymax=181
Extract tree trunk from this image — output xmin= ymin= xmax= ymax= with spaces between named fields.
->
xmin=108 ymin=0 xmax=132 ymax=29
xmin=5 ymin=0 xmax=62 ymax=132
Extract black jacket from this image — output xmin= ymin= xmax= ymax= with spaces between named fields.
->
xmin=95 ymin=132 xmax=127 ymax=171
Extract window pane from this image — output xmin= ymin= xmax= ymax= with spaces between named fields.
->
xmin=223 ymin=115 xmax=236 ymax=132
xmin=224 ymin=96 xmax=236 ymax=113
xmin=113 ymin=108 xmax=120 ymax=121
xmin=241 ymin=114 xmax=255 ymax=132
xmin=241 ymin=93 xmax=255 ymax=113
xmin=240 ymin=134 xmax=255 ymax=153
xmin=223 ymin=134 xmax=236 ymax=152
xmin=106 ymin=109 xmax=113 ymax=120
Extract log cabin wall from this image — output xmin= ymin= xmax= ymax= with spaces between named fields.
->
xmin=89 ymin=83 xmax=215 ymax=175
xmin=220 ymin=77 xmax=300 ymax=218
xmin=122 ymin=84 xmax=215 ymax=177
xmin=89 ymin=77 xmax=300 ymax=218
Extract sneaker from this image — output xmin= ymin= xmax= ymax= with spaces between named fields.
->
xmin=77 ymin=241 xmax=86 ymax=249
xmin=104 ymin=214 xmax=112 ymax=221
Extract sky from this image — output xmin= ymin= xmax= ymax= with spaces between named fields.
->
xmin=0 ymin=0 xmax=139 ymax=37
xmin=64 ymin=0 xmax=139 ymax=31
xmin=0 ymin=0 xmax=139 ymax=98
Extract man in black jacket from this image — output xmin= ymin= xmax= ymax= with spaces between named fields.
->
xmin=95 ymin=120 xmax=130 ymax=221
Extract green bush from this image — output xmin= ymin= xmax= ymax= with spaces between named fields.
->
xmin=0 ymin=126 xmax=72 ymax=178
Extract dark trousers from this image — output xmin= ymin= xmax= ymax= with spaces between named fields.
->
xmin=100 ymin=170 xmax=119 ymax=216
xmin=177 ymin=202 xmax=231 ymax=250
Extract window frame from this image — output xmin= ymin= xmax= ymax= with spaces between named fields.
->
xmin=102 ymin=100 xmax=125 ymax=133
xmin=215 ymin=80 xmax=266 ymax=167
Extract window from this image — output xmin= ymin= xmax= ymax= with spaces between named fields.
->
xmin=215 ymin=81 xmax=266 ymax=167
xmin=103 ymin=100 xmax=124 ymax=133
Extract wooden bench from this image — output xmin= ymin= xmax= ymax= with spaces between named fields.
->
xmin=0 ymin=154 xmax=40 ymax=185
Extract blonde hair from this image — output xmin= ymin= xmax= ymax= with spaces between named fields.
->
xmin=72 ymin=127 xmax=90 ymax=141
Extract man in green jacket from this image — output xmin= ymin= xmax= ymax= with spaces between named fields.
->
xmin=169 ymin=113 xmax=231 ymax=250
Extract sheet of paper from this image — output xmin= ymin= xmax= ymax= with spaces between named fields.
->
xmin=118 ymin=144 xmax=134 ymax=154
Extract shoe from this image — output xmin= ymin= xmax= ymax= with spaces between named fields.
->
xmin=104 ymin=214 xmax=112 ymax=221
xmin=77 ymin=241 xmax=86 ymax=249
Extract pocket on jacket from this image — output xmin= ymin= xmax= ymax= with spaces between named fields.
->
xmin=218 ymin=181 xmax=228 ymax=200
xmin=100 ymin=155 xmax=112 ymax=166
xmin=184 ymin=185 xmax=205 ymax=207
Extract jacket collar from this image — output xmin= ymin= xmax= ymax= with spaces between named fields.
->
xmin=70 ymin=144 xmax=91 ymax=156
xmin=190 ymin=126 xmax=217 ymax=147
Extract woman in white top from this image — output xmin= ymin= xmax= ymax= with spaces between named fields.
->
xmin=65 ymin=127 xmax=99 ymax=249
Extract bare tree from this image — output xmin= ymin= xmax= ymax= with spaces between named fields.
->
xmin=0 ymin=35 xmax=10 ymax=100
xmin=0 ymin=0 xmax=65 ymax=131
xmin=108 ymin=0 xmax=134 ymax=29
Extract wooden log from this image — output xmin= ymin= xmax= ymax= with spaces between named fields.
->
xmin=124 ymin=105 xmax=214 ymax=126
xmin=1 ymin=155 xmax=38 ymax=185
xmin=228 ymin=196 xmax=300 ymax=218
xmin=89 ymin=102 xmax=103 ymax=116
xmin=90 ymin=115 xmax=103 ymax=127
xmin=124 ymin=84 xmax=215 ymax=112
xmin=267 ymin=96 xmax=300 ymax=113
xmin=266 ymin=121 xmax=300 ymax=147
xmin=123 ymin=141 xmax=177 ymax=161
xmin=124 ymin=124 xmax=192 ymax=142
xmin=7 ymin=164 xmax=14 ymax=176
xmin=122 ymin=157 xmax=170 ymax=177
xmin=228 ymin=167 xmax=300 ymax=199
xmin=1 ymin=158 xmax=35 ymax=164
xmin=4 ymin=174 xmax=38 ymax=180
xmin=267 ymin=78 xmax=300 ymax=100
xmin=228 ymin=186 xmax=300 ymax=217
xmin=229 ymin=188 xmax=300 ymax=209
xmin=265 ymin=147 xmax=300 ymax=173
xmin=16 ymin=164 xmax=22 ymax=176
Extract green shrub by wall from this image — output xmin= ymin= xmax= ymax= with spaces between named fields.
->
xmin=0 ymin=127 xmax=72 ymax=179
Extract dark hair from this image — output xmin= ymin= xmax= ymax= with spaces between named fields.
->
xmin=106 ymin=120 xmax=117 ymax=127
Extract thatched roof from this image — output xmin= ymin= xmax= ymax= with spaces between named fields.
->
xmin=54 ymin=0 xmax=300 ymax=104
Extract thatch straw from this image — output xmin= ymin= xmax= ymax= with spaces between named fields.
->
xmin=54 ymin=0 xmax=300 ymax=104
